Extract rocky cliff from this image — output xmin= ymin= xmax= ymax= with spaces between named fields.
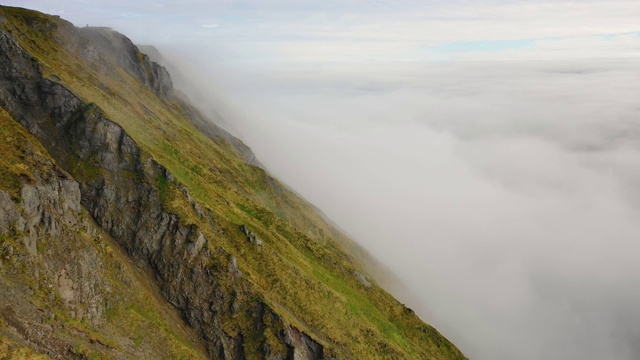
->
xmin=0 ymin=104 xmax=206 ymax=359
xmin=0 ymin=6 xmax=466 ymax=360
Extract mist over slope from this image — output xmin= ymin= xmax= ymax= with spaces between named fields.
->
xmin=156 ymin=55 xmax=640 ymax=360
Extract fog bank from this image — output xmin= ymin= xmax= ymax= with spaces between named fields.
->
xmin=161 ymin=56 xmax=640 ymax=360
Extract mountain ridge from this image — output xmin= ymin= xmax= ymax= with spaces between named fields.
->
xmin=0 ymin=6 xmax=466 ymax=359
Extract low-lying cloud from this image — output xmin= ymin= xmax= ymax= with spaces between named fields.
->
xmin=162 ymin=56 xmax=640 ymax=360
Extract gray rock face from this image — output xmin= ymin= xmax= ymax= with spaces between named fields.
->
xmin=228 ymin=255 xmax=242 ymax=277
xmin=240 ymin=225 xmax=264 ymax=248
xmin=0 ymin=22 xmax=326 ymax=360
xmin=0 ymin=179 xmax=106 ymax=326
xmin=354 ymin=272 xmax=372 ymax=288
xmin=286 ymin=327 xmax=325 ymax=360
xmin=0 ymin=191 xmax=23 ymax=233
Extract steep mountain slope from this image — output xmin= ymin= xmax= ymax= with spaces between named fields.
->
xmin=0 ymin=6 xmax=465 ymax=360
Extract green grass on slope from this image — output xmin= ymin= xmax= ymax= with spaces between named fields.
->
xmin=0 ymin=6 xmax=465 ymax=359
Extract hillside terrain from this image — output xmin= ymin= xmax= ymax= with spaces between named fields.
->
xmin=0 ymin=6 xmax=465 ymax=359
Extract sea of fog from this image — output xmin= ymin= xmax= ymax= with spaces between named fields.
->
xmin=163 ymin=56 xmax=640 ymax=360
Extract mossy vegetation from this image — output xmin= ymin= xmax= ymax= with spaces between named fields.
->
xmin=0 ymin=5 xmax=465 ymax=359
xmin=0 ymin=106 xmax=56 ymax=197
xmin=0 ymin=336 xmax=50 ymax=360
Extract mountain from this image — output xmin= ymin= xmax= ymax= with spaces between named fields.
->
xmin=0 ymin=6 xmax=465 ymax=360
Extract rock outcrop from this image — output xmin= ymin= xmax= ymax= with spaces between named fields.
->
xmin=1 ymin=176 xmax=105 ymax=320
xmin=0 ymin=178 xmax=107 ymax=354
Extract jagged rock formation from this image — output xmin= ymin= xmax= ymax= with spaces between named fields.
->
xmin=0 ymin=5 xmax=466 ymax=360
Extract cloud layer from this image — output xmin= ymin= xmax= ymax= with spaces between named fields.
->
xmin=169 ymin=59 xmax=640 ymax=360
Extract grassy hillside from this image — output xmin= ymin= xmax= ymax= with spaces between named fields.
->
xmin=0 ymin=6 xmax=465 ymax=359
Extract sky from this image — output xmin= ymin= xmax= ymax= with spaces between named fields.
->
xmin=4 ymin=1 xmax=640 ymax=359
xmin=6 ymin=0 xmax=640 ymax=62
